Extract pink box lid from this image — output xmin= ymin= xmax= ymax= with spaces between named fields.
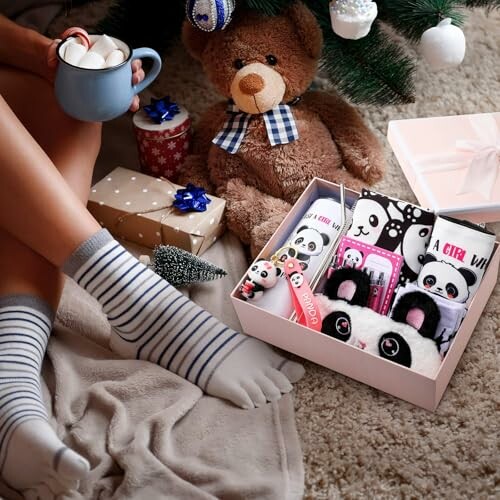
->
xmin=387 ymin=112 xmax=500 ymax=223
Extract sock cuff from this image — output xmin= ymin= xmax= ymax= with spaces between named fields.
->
xmin=62 ymin=228 xmax=114 ymax=278
xmin=0 ymin=294 xmax=55 ymax=323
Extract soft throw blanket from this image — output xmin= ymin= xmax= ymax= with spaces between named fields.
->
xmin=0 ymin=233 xmax=304 ymax=500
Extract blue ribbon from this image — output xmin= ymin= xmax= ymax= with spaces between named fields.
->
xmin=144 ymin=96 xmax=180 ymax=124
xmin=173 ymin=184 xmax=212 ymax=212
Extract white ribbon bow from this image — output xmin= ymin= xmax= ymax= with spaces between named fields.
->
xmin=416 ymin=114 xmax=500 ymax=200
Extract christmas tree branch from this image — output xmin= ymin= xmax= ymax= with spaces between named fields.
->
xmin=243 ymin=0 xmax=291 ymax=15
xmin=305 ymin=1 xmax=415 ymax=105
xmin=376 ymin=0 xmax=465 ymax=42
xmin=464 ymin=0 xmax=500 ymax=8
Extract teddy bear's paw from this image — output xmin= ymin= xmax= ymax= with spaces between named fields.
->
xmin=361 ymin=160 xmax=385 ymax=185
xmin=177 ymin=154 xmax=215 ymax=193
xmin=250 ymin=214 xmax=287 ymax=258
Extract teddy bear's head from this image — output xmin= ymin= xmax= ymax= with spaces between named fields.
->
xmin=182 ymin=2 xmax=323 ymax=114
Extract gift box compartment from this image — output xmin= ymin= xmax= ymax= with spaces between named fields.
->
xmin=230 ymin=178 xmax=499 ymax=411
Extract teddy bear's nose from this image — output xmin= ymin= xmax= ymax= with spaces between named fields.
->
xmin=239 ymin=73 xmax=265 ymax=96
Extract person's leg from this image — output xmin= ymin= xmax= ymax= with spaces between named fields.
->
xmin=0 ymin=67 xmax=101 ymax=496
xmin=0 ymin=77 xmax=304 ymax=412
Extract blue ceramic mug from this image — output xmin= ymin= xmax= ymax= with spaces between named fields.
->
xmin=55 ymin=35 xmax=162 ymax=122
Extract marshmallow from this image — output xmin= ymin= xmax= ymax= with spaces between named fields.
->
xmin=63 ymin=42 xmax=87 ymax=66
xmin=78 ymin=51 xmax=106 ymax=69
xmin=105 ymin=49 xmax=126 ymax=68
xmin=89 ymin=34 xmax=118 ymax=59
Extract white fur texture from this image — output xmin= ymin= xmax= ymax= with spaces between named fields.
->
xmin=316 ymin=295 xmax=442 ymax=377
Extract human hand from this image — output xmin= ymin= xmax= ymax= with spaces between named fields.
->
xmin=46 ymin=38 xmax=145 ymax=112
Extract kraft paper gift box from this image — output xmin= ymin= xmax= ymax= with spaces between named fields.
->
xmin=387 ymin=112 xmax=500 ymax=224
xmin=230 ymin=178 xmax=500 ymax=411
xmin=88 ymin=167 xmax=225 ymax=255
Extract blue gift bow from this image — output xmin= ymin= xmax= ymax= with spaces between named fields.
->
xmin=144 ymin=96 xmax=180 ymax=124
xmin=173 ymin=184 xmax=212 ymax=212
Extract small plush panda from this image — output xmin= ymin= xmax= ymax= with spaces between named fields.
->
xmin=342 ymin=248 xmax=364 ymax=268
xmin=240 ymin=259 xmax=282 ymax=301
xmin=317 ymin=268 xmax=442 ymax=377
xmin=280 ymin=225 xmax=331 ymax=271
xmin=417 ymin=253 xmax=477 ymax=303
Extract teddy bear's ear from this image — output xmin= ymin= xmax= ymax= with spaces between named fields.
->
xmin=182 ymin=20 xmax=210 ymax=61
xmin=285 ymin=2 xmax=323 ymax=59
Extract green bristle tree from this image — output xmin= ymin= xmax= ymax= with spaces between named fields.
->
xmin=97 ymin=0 xmax=499 ymax=105
xmin=152 ymin=245 xmax=227 ymax=287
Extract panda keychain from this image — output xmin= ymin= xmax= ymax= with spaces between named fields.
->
xmin=283 ymin=256 xmax=322 ymax=331
xmin=239 ymin=258 xmax=282 ymax=301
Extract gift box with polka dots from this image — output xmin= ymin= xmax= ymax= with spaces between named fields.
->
xmin=88 ymin=167 xmax=225 ymax=255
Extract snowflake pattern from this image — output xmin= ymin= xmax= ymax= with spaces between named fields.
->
xmin=135 ymin=121 xmax=190 ymax=181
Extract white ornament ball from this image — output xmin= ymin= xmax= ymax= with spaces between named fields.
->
xmin=329 ymin=0 xmax=378 ymax=40
xmin=420 ymin=18 xmax=466 ymax=71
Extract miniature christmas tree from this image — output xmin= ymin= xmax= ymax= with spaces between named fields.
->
xmin=98 ymin=0 xmax=499 ymax=105
xmin=151 ymin=245 xmax=227 ymax=287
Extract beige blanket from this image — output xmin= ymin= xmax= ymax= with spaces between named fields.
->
xmin=0 ymin=233 xmax=303 ymax=500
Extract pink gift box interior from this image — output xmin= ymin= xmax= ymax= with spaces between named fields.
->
xmin=230 ymin=178 xmax=499 ymax=411
xmin=388 ymin=112 xmax=500 ymax=224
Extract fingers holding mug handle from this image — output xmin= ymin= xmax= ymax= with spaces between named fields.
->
xmin=131 ymin=48 xmax=162 ymax=95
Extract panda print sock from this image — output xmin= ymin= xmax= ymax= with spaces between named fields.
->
xmin=347 ymin=189 xmax=435 ymax=285
xmin=63 ymin=229 xmax=304 ymax=409
xmin=417 ymin=216 xmax=496 ymax=306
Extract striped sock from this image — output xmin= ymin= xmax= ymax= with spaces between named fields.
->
xmin=63 ymin=229 xmax=304 ymax=409
xmin=0 ymin=295 xmax=89 ymax=498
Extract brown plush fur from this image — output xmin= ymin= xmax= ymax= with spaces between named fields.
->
xmin=179 ymin=2 xmax=385 ymax=256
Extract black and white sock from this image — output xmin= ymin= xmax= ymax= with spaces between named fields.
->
xmin=63 ymin=229 xmax=304 ymax=409
xmin=0 ymin=295 xmax=89 ymax=498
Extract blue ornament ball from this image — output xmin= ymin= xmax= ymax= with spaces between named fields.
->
xmin=186 ymin=0 xmax=235 ymax=32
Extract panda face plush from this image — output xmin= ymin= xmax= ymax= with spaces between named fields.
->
xmin=290 ymin=225 xmax=330 ymax=259
xmin=348 ymin=198 xmax=389 ymax=245
xmin=417 ymin=253 xmax=476 ymax=303
xmin=248 ymin=259 xmax=281 ymax=288
xmin=316 ymin=268 xmax=442 ymax=377
xmin=342 ymin=248 xmax=364 ymax=268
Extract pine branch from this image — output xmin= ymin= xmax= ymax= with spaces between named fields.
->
xmin=304 ymin=1 xmax=415 ymax=105
xmin=243 ymin=0 xmax=292 ymax=15
xmin=377 ymin=0 xmax=465 ymax=42
xmin=97 ymin=0 xmax=184 ymax=56
xmin=464 ymin=0 xmax=500 ymax=8
xmin=152 ymin=245 xmax=227 ymax=287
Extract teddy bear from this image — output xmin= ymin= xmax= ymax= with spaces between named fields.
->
xmin=178 ymin=1 xmax=385 ymax=256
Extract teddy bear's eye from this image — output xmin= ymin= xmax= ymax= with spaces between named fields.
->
xmin=233 ymin=59 xmax=245 ymax=70
xmin=266 ymin=54 xmax=278 ymax=66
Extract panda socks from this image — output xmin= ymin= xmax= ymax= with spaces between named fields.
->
xmin=63 ymin=230 xmax=305 ymax=409
xmin=417 ymin=216 xmax=496 ymax=306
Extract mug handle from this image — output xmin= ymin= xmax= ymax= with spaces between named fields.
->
xmin=131 ymin=47 xmax=162 ymax=94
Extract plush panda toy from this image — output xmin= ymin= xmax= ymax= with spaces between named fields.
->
xmin=239 ymin=259 xmax=282 ymax=301
xmin=316 ymin=268 xmax=442 ymax=377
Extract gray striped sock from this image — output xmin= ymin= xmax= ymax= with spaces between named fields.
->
xmin=0 ymin=295 xmax=89 ymax=494
xmin=64 ymin=230 xmax=304 ymax=409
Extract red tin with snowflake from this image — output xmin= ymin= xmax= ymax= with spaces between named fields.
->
xmin=133 ymin=105 xmax=191 ymax=182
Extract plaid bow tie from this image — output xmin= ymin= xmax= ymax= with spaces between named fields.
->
xmin=212 ymin=103 xmax=299 ymax=154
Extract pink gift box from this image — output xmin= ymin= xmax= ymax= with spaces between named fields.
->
xmin=387 ymin=112 xmax=500 ymax=224
xmin=230 ymin=178 xmax=499 ymax=411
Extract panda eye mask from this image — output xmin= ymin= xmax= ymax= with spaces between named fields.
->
xmin=316 ymin=268 xmax=442 ymax=377
xmin=347 ymin=189 xmax=435 ymax=286
xmin=417 ymin=216 xmax=496 ymax=306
